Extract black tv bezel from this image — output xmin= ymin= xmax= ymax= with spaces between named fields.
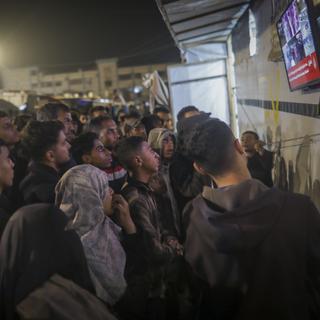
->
xmin=276 ymin=0 xmax=320 ymax=91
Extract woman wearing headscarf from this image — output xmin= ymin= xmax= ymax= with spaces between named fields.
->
xmin=148 ymin=128 xmax=180 ymax=237
xmin=0 ymin=203 xmax=94 ymax=320
xmin=55 ymin=164 xmax=136 ymax=306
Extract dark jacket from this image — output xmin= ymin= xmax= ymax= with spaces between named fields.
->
xmin=170 ymin=153 xmax=211 ymax=213
xmin=171 ymin=113 xmax=212 ymax=213
xmin=121 ymin=176 xmax=177 ymax=278
xmin=19 ymin=163 xmax=60 ymax=205
xmin=4 ymin=142 xmax=30 ymax=210
xmin=119 ymin=177 xmax=180 ymax=319
xmin=247 ymin=150 xmax=274 ymax=187
xmin=184 ymin=179 xmax=320 ymax=320
xmin=0 ymin=193 xmax=13 ymax=240
xmin=0 ymin=204 xmax=94 ymax=320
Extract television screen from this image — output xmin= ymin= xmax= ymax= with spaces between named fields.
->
xmin=277 ymin=0 xmax=320 ymax=90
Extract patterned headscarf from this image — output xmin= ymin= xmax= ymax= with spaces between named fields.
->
xmin=148 ymin=128 xmax=175 ymax=156
xmin=55 ymin=164 xmax=127 ymax=305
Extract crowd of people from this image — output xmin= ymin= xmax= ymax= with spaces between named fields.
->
xmin=0 ymin=102 xmax=319 ymax=320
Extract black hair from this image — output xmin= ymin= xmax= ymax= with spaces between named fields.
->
xmin=125 ymin=111 xmax=141 ymax=121
xmin=141 ymin=115 xmax=163 ymax=136
xmin=186 ymin=118 xmax=235 ymax=176
xmin=115 ymin=136 xmax=145 ymax=171
xmin=153 ymin=106 xmax=169 ymax=114
xmin=242 ymin=130 xmax=259 ymax=140
xmin=22 ymin=120 xmax=65 ymax=161
xmin=177 ymin=106 xmax=199 ymax=121
xmin=90 ymin=106 xmax=107 ymax=116
xmin=37 ymin=103 xmax=70 ymax=121
xmin=71 ymin=132 xmax=99 ymax=164
xmin=87 ymin=115 xmax=113 ymax=134
xmin=0 ymin=111 xmax=8 ymax=119
xmin=127 ymin=107 xmax=140 ymax=118
xmin=14 ymin=114 xmax=34 ymax=132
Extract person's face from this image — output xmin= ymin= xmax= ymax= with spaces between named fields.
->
xmin=83 ymin=139 xmax=112 ymax=169
xmin=0 ymin=117 xmax=20 ymax=146
xmin=99 ymin=120 xmax=119 ymax=149
xmin=51 ymin=130 xmax=71 ymax=166
xmin=166 ymin=118 xmax=174 ymax=130
xmin=241 ymin=133 xmax=258 ymax=153
xmin=156 ymin=112 xmax=169 ymax=127
xmin=0 ymin=146 xmax=14 ymax=190
xmin=139 ymin=141 xmax=160 ymax=174
xmin=129 ymin=125 xmax=147 ymax=140
xmin=162 ymin=135 xmax=175 ymax=161
xmin=57 ymin=111 xmax=76 ymax=142
xmin=156 ymin=112 xmax=169 ymax=122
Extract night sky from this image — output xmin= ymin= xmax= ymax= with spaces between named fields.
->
xmin=0 ymin=0 xmax=180 ymax=69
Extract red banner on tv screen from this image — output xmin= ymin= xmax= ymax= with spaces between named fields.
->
xmin=288 ymin=51 xmax=320 ymax=89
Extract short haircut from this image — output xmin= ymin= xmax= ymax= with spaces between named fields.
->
xmin=125 ymin=111 xmax=141 ymax=121
xmin=186 ymin=118 xmax=235 ymax=176
xmin=141 ymin=115 xmax=163 ymax=136
xmin=22 ymin=120 xmax=65 ymax=161
xmin=87 ymin=115 xmax=113 ymax=134
xmin=90 ymin=106 xmax=106 ymax=115
xmin=153 ymin=106 xmax=169 ymax=114
xmin=0 ymin=111 xmax=8 ymax=119
xmin=71 ymin=132 xmax=99 ymax=164
xmin=115 ymin=136 xmax=145 ymax=171
xmin=124 ymin=119 xmax=144 ymax=136
xmin=37 ymin=103 xmax=70 ymax=121
xmin=177 ymin=106 xmax=199 ymax=121
xmin=242 ymin=130 xmax=259 ymax=140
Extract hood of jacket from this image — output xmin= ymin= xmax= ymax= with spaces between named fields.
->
xmin=184 ymin=179 xmax=286 ymax=287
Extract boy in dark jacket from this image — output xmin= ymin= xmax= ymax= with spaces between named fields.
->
xmin=184 ymin=118 xmax=320 ymax=320
xmin=116 ymin=136 xmax=182 ymax=320
xmin=19 ymin=121 xmax=70 ymax=205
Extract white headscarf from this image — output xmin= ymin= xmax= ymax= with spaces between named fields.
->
xmin=55 ymin=164 xmax=127 ymax=305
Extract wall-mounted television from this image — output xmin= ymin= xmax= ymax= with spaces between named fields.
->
xmin=277 ymin=0 xmax=320 ymax=91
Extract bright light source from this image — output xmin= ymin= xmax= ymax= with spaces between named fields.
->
xmin=133 ymin=86 xmax=143 ymax=94
xmin=19 ymin=104 xmax=27 ymax=111
xmin=249 ymin=9 xmax=257 ymax=57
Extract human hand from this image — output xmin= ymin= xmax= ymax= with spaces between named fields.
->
xmin=167 ymin=239 xmax=184 ymax=256
xmin=112 ymin=194 xmax=136 ymax=234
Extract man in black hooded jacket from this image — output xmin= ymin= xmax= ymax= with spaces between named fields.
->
xmin=170 ymin=112 xmax=212 ymax=214
xmin=183 ymin=118 xmax=320 ymax=320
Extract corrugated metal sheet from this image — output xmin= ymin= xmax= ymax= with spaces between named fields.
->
xmin=156 ymin=0 xmax=250 ymax=48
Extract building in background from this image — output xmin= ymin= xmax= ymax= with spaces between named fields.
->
xmin=0 ymin=58 xmax=169 ymax=100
